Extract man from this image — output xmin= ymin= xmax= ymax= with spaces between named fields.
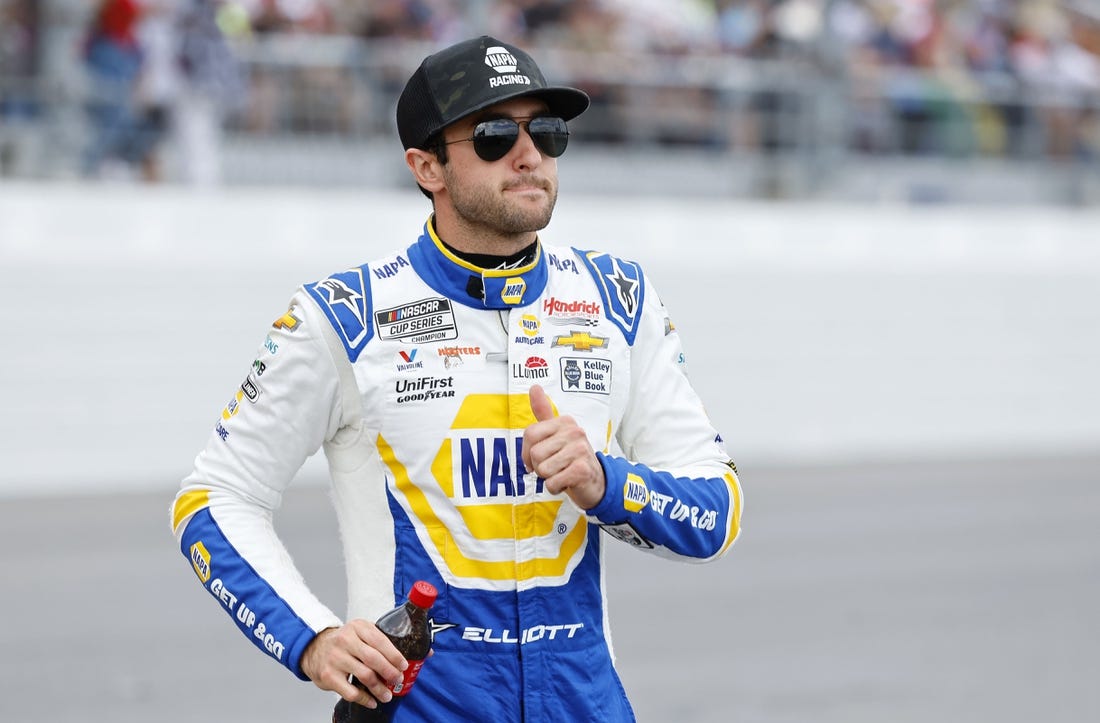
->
xmin=170 ymin=35 xmax=742 ymax=722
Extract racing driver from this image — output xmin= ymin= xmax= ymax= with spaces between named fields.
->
xmin=170 ymin=35 xmax=743 ymax=722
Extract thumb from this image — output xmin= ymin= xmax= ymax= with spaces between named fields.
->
xmin=529 ymin=384 xmax=556 ymax=422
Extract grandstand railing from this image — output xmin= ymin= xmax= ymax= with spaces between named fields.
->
xmin=2 ymin=35 xmax=1098 ymax=203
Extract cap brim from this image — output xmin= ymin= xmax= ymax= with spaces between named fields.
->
xmin=447 ymin=85 xmax=591 ymax=129
xmin=528 ymin=86 xmax=591 ymax=122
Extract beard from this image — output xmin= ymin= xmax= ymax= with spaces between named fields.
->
xmin=444 ymin=169 xmax=558 ymax=234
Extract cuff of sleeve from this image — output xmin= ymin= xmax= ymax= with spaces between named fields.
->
xmin=290 ymin=616 xmax=344 ymax=681
xmin=589 ymin=452 xmax=629 ymax=523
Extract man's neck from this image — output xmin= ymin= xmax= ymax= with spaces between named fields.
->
xmin=430 ymin=212 xmax=538 ymax=259
xmin=441 ymin=237 xmax=538 ymax=271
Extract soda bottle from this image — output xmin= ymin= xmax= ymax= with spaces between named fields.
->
xmin=332 ymin=581 xmax=438 ymax=722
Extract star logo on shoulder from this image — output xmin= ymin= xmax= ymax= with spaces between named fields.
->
xmin=317 ymin=278 xmax=362 ymax=313
xmin=605 ymin=258 xmax=638 ymax=315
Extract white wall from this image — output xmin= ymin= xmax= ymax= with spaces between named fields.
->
xmin=2 ymin=183 xmax=1098 ymax=497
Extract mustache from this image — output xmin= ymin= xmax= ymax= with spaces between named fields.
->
xmin=503 ymin=175 xmax=552 ymax=192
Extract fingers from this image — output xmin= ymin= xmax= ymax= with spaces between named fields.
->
xmin=523 ymin=385 xmax=560 ymax=471
xmin=529 ymin=384 xmax=555 ymax=422
xmin=302 ymin=621 xmax=409 ymax=709
xmin=528 ymin=424 xmax=586 ymax=483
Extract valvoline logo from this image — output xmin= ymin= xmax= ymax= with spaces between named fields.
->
xmin=397 ymin=348 xmax=423 ymax=371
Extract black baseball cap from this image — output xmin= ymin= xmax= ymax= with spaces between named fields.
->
xmin=396 ymin=36 xmax=590 ymax=150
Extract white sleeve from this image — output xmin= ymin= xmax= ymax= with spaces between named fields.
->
xmin=169 ymin=289 xmax=346 ymax=679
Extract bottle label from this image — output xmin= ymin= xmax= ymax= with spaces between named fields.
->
xmin=388 ymin=658 xmax=425 ymax=697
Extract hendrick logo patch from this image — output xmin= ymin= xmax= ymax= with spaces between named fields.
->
xmin=375 ymin=297 xmax=458 ymax=343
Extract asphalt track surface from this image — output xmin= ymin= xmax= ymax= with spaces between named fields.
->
xmin=2 ymin=454 xmax=1098 ymax=723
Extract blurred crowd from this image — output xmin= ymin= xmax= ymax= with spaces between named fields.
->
xmin=230 ymin=0 xmax=1100 ymax=157
xmin=1 ymin=0 xmax=1099 ymax=183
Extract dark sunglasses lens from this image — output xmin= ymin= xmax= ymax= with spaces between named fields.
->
xmin=472 ymin=120 xmax=520 ymax=162
xmin=528 ymin=117 xmax=569 ymax=158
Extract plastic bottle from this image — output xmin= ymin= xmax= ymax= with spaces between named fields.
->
xmin=332 ymin=581 xmax=438 ymax=722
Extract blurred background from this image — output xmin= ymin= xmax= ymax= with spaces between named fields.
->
xmin=1 ymin=2 xmax=1099 ymax=722
xmin=2 ymin=0 xmax=1099 ymax=201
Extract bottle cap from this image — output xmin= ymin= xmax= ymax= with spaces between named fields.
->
xmin=409 ymin=580 xmax=438 ymax=609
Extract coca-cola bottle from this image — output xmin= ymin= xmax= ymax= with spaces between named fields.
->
xmin=332 ymin=581 xmax=437 ymax=723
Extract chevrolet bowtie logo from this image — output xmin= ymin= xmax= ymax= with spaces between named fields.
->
xmin=552 ymin=331 xmax=609 ymax=352
xmin=272 ymin=311 xmax=301 ymax=331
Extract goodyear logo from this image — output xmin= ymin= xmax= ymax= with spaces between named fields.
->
xmin=190 ymin=541 xmax=212 ymax=583
xmin=553 ymin=331 xmax=609 ymax=352
xmin=623 ymin=474 xmax=649 ymax=513
xmin=501 ymin=277 xmax=526 ymax=305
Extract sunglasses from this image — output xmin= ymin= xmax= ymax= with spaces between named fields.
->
xmin=444 ymin=116 xmax=570 ymax=162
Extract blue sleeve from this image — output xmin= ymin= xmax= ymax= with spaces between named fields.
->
xmin=179 ymin=507 xmax=319 ymax=680
xmin=588 ymin=453 xmax=741 ymax=561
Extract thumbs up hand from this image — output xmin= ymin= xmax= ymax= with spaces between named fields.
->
xmin=521 ymin=385 xmax=606 ymax=510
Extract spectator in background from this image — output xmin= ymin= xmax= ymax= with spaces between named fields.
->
xmin=81 ymin=0 xmax=146 ymax=178
xmin=1 ymin=0 xmax=40 ymax=119
xmin=176 ymin=0 xmax=247 ymax=185
xmin=133 ymin=0 xmax=184 ymax=181
xmin=0 ymin=0 xmax=40 ymax=176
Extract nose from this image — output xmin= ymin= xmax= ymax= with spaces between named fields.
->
xmin=510 ymin=120 xmax=544 ymax=169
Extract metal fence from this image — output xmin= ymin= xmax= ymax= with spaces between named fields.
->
xmin=3 ymin=31 xmax=1099 ymax=203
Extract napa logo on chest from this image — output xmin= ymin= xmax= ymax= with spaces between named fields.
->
xmin=452 ymin=432 xmax=543 ymax=501
xmin=500 ymin=277 xmax=526 ymax=305
xmin=514 ymin=314 xmax=544 ymax=345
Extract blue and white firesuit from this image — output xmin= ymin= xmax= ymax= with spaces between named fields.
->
xmin=171 ymin=218 xmax=743 ymax=722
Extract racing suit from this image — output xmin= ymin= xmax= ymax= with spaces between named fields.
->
xmin=170 ymin=218 xmax=743 ymax=722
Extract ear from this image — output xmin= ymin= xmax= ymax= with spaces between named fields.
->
xmin=405 ymin=148 xmax=445 ymax=194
